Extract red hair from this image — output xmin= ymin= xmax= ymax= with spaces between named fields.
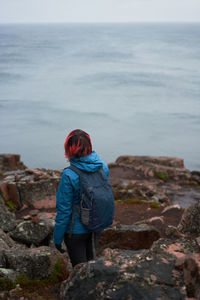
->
xmin=64 ymin=129 xmax=92 ymax=161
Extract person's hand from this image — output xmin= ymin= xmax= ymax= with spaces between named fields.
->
xmin=55 ymin=244 xmax=66 ymax=253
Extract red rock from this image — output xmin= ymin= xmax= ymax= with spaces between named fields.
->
xmin=0 ymin=154 xmax=26 ymax=172
xmin=0 ymin=182 xmax=21 ymax=209
xmin=161 ymin=205 xmax=181 ymax=216
xmin=148 ymin=216 xmax=164 ymax=227
xmin=164 ymin=242 xmax=186 ymax=260
xmin=31 ymin=197 xmax=56 ymax=209
xmin=115 ymin=155 xmax=185 ymax=168
xmin=23 ymin=215 xmax=31 ymax=220
xmin=7 ymin=183 xmax=21 ymax=209
xmin=161 ymin=258 xmax=170 ymax=264
xmin=18 ymin=180 xmax=58 ymax=209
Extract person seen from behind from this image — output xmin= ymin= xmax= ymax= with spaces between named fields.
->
xmin=53 ymin=129 xmax=114 ymax=267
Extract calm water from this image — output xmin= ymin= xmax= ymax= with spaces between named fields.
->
xmin=0 ymin=23 xmax=200 ymax=170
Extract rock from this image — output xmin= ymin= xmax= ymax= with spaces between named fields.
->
xmin=191 ymin=171 xmax=200 ymax=184
xmin=116 ymin=156 xmax=185 ymax=169
xmin=147 ymin=216 xmax=164 ymax=227
xmin=17 ymin=178 xmax=58 ymax=209
xmin=0 ymin=167 xmax=61 ymax=210
xmin=10 ymin=220 xmax=52 ymax=247
xmin=61 ymin=259 xmax=185 ymax=300
xmin=61 ymin=239 xmax=189 ymax=300
xmin=23 ymin=215 xmax=31 ymax=220
xmin=178 ymin=202 xmax=200 ymax=235
xmin=161 ymin=204 xmax=181 ymax=216
xmin=0 ymin=252 xmax=6 ymax=268
xmin=0 ymin=211 xmax=17 ymax=233
xmin=0 ymin=229 xmax=20 ymax=251
xmin=0 ymin=268 xmax=17 ymax=281
xmin=0 ymin=182 xmax=21 ymax=210
xmin=109 ymin=155 xmax=191 ymax=182
xmin=183 ymin=254 xmax=200 ymax=299
xmin=165 ymin=225 xmax=180 ymax=237
xmin=4 ymin=246 xmax=69 ymax=280
xmin=38 ymin=212 xmax=56 ymax=220
xmin=0 ymin=154 xmax=27 ymax=173
xmin=99 ymin=225 xmax=160 ymax=251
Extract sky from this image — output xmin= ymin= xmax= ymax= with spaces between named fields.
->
xmin=0 ymin=0 xmax=199 ymax=23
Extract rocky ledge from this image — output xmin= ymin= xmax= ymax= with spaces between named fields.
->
xmin=0 ymin=154 xmax=200 ymax=300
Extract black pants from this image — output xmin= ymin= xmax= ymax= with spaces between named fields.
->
xmin=64 ymin=232 xmax=101 ymax=267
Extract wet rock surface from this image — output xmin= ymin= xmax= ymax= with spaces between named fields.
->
xmin=109 ymin=155 xmax=200 ymax=209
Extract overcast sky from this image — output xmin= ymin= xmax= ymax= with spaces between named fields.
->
xmin=0 ymin=0 xmax=199 ymax=23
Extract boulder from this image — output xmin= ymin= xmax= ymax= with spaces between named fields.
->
xmin=0 ymin=168 xmax=61 ymax=210
xmin=0 ymin=154 xmax=26 ymax=173
xmin=0 ymin=268 xmax=17 ymax=281
xmin=16 ymin=179 xmax=58 ymax=209
xmin=109 ymin=155 xmax=191 ymax=182
xmin=4 ymin=246 xmax=69 ymax=280
xmin=99 ymin=224 xmax=160 ymax=251
xmin=178 ymin=201 xmax=200 ymax=235
xmin=60 ymin=238 xmax=189 ymax=300
xmin=0 ymin=211 xmax=17 ymax=233
xmin=10 ymin=220 xmax=52 ymax=247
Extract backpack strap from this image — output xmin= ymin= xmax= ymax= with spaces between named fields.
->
xmin=67 ymin=165 xmax=82 ymax=237
xmin=68 ymin=164 xmax=83 ymax=176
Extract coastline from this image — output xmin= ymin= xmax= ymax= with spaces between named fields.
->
xmin=0 ymin=153 xmax=200 ymax=299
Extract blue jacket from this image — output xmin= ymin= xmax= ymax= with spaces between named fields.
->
xmin=53 ymin=151 xmax=109 ymax=245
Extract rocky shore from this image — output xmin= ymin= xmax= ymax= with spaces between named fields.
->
xmin=0 ymin=154 xmax=200 ymax=300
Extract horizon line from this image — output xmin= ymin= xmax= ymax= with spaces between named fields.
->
xmin=0 ymin=21 xmax=200 ymax=25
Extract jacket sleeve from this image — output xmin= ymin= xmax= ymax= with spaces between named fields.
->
xmin=53 ymin=171 xmax=73 ymax=245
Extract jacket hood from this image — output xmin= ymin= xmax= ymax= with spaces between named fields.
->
xmin=70 ymin=151 xmax=104 ymax=173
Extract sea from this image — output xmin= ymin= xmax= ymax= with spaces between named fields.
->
xmin=0 ymin=23 xmax=200 ymax=170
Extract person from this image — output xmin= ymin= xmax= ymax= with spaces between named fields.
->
xmin=53 ymin=129 xmax=111 ymax=267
